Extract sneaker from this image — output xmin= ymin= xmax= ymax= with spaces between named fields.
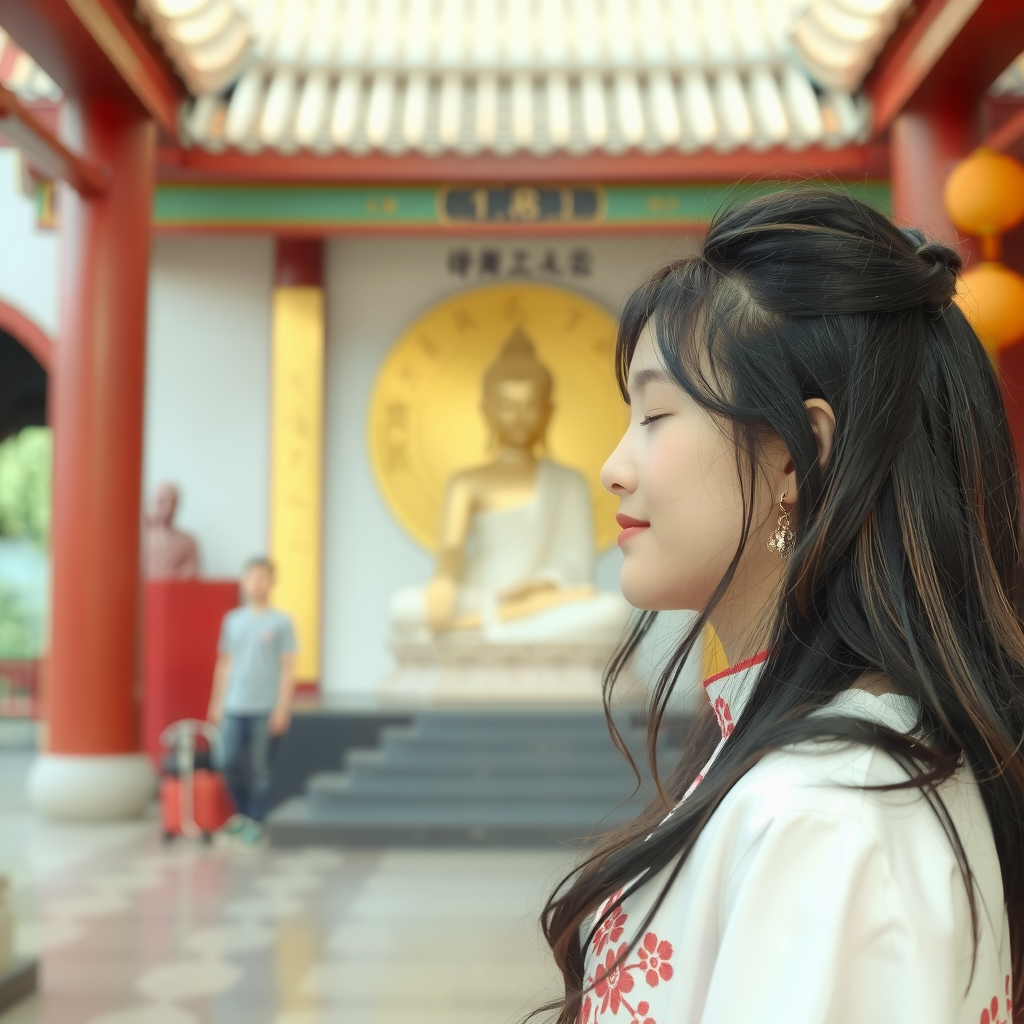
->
xmin=235 ymin=819 xmax=266 ymax=850
xmin=213 ymin=813 xmax=249 ymax=847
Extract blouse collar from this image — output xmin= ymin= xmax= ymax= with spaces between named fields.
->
xmin=703 ymin=651 xmax=769 ymax=739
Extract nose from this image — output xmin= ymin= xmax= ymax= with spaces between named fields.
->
xmin=600 ymin=431 xmax=637 ymax=497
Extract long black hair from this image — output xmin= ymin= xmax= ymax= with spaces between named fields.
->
xmin=540 ymin=188 xmax=1024 ymax=1019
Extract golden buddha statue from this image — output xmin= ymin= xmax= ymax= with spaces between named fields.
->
xmin=389 ymin=329 xmax=630 ymax=647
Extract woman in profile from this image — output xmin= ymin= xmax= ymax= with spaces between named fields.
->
xmin=541 ymin=190 xmax=1024 ymax=1023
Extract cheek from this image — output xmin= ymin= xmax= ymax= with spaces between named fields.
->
xmin=618 ymin=419 xmax=746 ymax=611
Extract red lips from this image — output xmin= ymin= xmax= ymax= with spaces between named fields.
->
xmin=616 ymin=513 xmax=650 ymax=548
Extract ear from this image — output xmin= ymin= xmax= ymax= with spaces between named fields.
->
xmin=804 ymin=398 xmax=837 ymax=471
xmin=778 ymin=398 xmax=837 ymax=507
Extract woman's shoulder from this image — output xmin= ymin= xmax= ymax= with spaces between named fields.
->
xmin=732 ymin=689 xmax=921 ymax=796
xmin=718 ymin=734 xmax=921 ymax=843
xmin=712 ymin=692 xmax=997 ymax=880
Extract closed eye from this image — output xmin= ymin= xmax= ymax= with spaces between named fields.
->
xmin=640 ymin=414 xmax=668 ymax=427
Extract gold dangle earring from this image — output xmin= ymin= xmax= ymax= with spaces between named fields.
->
xmin=767 ymin=497 xmax=795 ymax=560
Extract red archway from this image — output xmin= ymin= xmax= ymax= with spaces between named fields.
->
xmin=0 ymin=299 xmax=54 ymax=372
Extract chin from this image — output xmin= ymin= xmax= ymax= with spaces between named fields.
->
xmin=619 ymin=565 xmax=703 ymax=612
xmin=619 ymin=571 xmax=669 ymax=611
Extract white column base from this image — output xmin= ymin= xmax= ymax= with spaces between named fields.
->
xmin=27 ymin=752 xmax=156 ymax=821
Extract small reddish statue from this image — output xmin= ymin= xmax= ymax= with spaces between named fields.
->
xmin=143 ymin=482 xmax=199 ymax=580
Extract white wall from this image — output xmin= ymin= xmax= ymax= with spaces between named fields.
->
xmin=0 ymin=154 xmax=706 ymax=697
xmin=323 ymin=235 xmax=695 ymax=695
xmin=144 ymin=236 xmax=274 ymax=579
xmin=0 ymin=149 xmax=59 ymax=340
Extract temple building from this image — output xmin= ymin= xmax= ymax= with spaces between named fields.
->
xmin=0 ymin=0 xmax=1021 ymax=811
xmin=0 ymin=2 xmax=1023 ymax=1020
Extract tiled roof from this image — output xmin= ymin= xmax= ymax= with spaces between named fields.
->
xmin=142 ymin=0 xmax=893 ymax=157
xmin=791 ymin=0 xmax=913 ymax=93
xmin=182 ymin=63 xmax=869 ymax=157
xmin=137 ymin=0 xmax=251 ymax=96
xmin=0 ymin=1 xmax=911 ymax=159
xmin=0 ymin=29 xmax=60 ymax=102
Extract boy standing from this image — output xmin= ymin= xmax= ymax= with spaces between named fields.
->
xmin=208 ymin=556 xmax=296 ymax=846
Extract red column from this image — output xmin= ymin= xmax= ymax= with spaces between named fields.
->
xmin=890 ymin=102 xmax=975 ymax=245
xmin=275 ymin=238 xmax=324 ymax=288
xmin=892 ymin=105 xmax=1024 ymax=477
xmin=28 ymin=97 xmax=156 ymax=818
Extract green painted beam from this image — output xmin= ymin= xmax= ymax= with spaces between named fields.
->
xmin=153 ymin=181 xmax=892 ymax=230
xmin=154 ymin=184 xmax=439 ymax=227
xmin=603 ymin=181 xmax=892 ymax=223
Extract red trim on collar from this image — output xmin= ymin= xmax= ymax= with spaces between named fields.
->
xmin=702 ymin=650 xmax=770 ymax=688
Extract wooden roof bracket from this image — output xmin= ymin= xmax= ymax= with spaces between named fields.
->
xmin=0 ymin=83 xmax=109 ymax=195
xmin=984 ymin=105 xmax=1024 ymax=151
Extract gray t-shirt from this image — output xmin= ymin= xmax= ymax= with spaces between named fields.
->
xmin=218 ymin=607 xmax=297 ymax=714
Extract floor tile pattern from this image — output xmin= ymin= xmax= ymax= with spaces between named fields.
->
xmin=0 ymin=754 xmax=572 ymax=1024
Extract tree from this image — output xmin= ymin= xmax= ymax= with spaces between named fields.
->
xmin=0 ymin=427 xmax=52 ymax=544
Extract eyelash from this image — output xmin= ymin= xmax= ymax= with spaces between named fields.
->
xmin=640 ymin=414 xmax=667 ymax=427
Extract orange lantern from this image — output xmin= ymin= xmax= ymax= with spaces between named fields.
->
xmin=945 ymin=148 xmax=1024 ymax=259
xmin=944 ymin=148 xmax=1024 ymax=355
xmin=955 ymin=262 xmax=1024 ymax=354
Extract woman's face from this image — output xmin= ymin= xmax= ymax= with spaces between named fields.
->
xmin=600 ymin=323 xmax=783 ymax=646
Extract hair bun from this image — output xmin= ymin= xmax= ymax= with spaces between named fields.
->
xmin=902 ymin=229 xmax=961 ymax=307
xmin=914 ymin=240 xmax=962 ymax=276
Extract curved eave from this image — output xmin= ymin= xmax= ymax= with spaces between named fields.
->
xmin=179 ymin=65 xmax=870 ymax=159
xmin=157 ymin=139 xmax=890 ymax=184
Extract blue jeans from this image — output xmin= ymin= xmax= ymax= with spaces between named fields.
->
xmin=219 ymin=714 xmax=277 ymax=822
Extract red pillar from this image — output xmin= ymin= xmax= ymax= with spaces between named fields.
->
xmin=892 ymin=104 xmax=1024 ymax=475
xmin=28 ymin=97 xmax=157 ymax=818
xmin=890 ymin=101 xmax=975 ymax=246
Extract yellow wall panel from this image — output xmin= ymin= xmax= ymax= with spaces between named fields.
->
xmin=270 ymin=286 xmax=324 ymax=683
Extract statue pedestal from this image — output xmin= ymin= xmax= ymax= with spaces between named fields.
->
xmin=142 ymin=580 xmax=238 ymax=764
xmin=382 ymin=638 xmax=629 ymax=706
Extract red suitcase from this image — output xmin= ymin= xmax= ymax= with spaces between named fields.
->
xmin=159 ymin=719 xmax=236 ymax=842
xmin=160 ymin=770 xmax=234 ymax=841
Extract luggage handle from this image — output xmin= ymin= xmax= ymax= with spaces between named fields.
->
xmin=159 ymin=720 xmax=223 ymax=839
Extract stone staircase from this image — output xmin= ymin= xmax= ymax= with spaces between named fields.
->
xmin=267 ymin=708 xmax=681 ymax=847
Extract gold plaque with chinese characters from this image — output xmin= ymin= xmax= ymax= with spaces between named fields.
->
xmin=368 ymin=282 xmax=627 ymax=551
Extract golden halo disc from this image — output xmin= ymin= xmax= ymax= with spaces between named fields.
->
xmin=367 ymin=282 xmax=627 ymax=552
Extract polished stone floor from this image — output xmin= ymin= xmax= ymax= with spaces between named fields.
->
xmin=0 ymin=753 xmax=572 ymax=1024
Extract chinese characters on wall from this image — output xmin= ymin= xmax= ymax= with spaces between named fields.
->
xmin=446 ymin=246 xmax=594 ymax=281
xmin=440 ymin=186 xmax=603 ymax=224
xmin=270 ymin=288 xmax=324 ymax=681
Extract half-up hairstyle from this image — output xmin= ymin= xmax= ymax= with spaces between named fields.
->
xmin=539 ymin=188 xmax=1024 ymax=1020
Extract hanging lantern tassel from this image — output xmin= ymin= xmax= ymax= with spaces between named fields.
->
xmin=955 ymin=263 xmax=1024 ymax=356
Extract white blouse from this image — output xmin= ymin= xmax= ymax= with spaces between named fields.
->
xmin=580 ymin=656 xmax=1013 ymax=1024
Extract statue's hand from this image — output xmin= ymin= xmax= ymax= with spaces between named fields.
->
xmin=498 ymin=579 xmax=558 ymax=604
xmin=425 ymin=575 xmax=458 ymax=632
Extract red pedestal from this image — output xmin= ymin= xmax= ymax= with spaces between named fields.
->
xmin=142 ymin=580 xmax=238 ymax=767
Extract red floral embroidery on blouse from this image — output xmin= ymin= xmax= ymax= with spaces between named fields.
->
xmin=634 ymin=1001 xmax=655 ymax=1024
xmin=580 ymin=994 xmax=592 ymax=1024
xmin=713 ymin=696 xmax=734 ymax=738
xmin=637 ymin=932 xmax=674 ymax=987
xmin=585 ymin=902 xmax=676 ymax=1022
xmin=593 ymin=896 xmax=627 ymax=956
xmin=594 ymin=944 xmax=634 ymax=1015
xmin=979 ymin=975 xmax=1013 ymax=1024
xmin=683 ymin=772 xmax=705 ymax=798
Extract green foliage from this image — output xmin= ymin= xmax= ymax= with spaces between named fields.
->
xmin=0 ymin=584 xmax=41 ymax=659
xmin=0 ymin=427 xmax=52 ymax=544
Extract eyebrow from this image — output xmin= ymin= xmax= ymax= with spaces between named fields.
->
xmin=627 ymin=367 xmax=675 ymax=396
